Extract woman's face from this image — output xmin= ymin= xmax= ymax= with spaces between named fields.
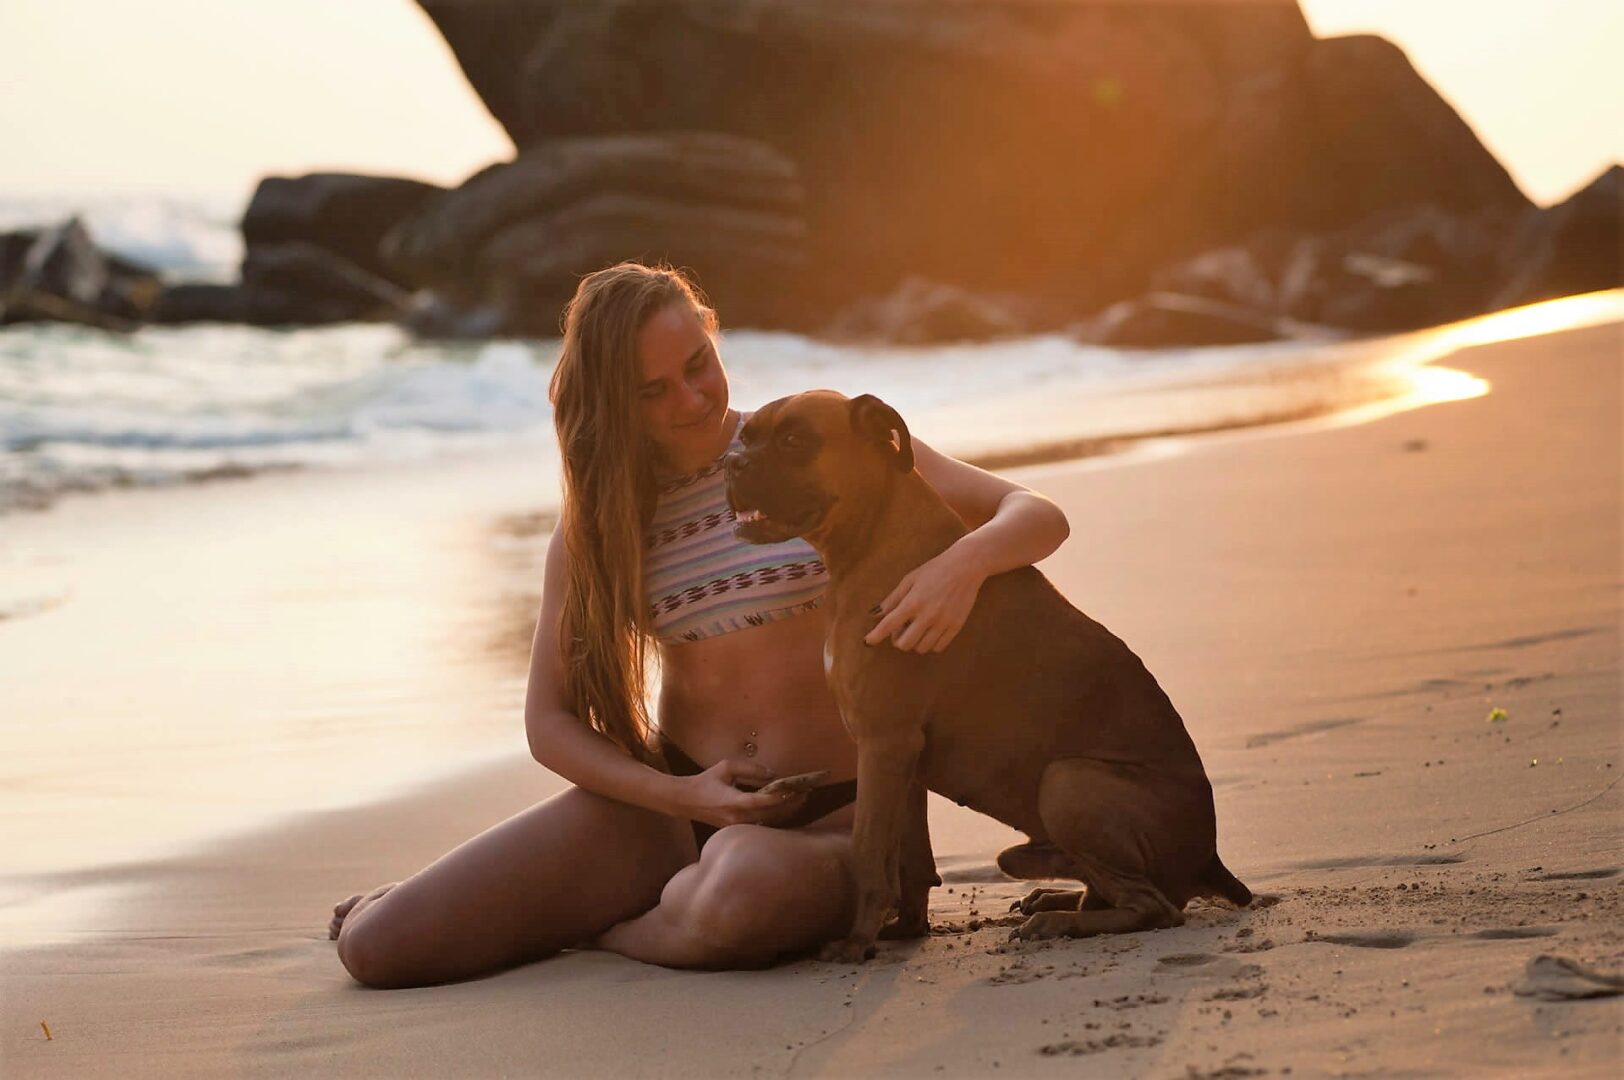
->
xmin=636 ymin=300 xmax=731 ymax=467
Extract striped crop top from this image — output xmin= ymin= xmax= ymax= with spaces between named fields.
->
xmin=646 ymin=412 xmax=828 ymax=644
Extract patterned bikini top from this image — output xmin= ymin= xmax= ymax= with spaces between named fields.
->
xmin=646 ymin=412 xmax=828 ymax=644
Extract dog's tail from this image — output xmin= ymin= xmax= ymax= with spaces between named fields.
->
xmin=1200 ymin=854 xmax=1253 ymax=908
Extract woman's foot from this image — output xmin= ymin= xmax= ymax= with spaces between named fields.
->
xmin=329 ymin=883 xmax=397 ymax=940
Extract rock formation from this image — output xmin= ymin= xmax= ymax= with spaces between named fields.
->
xmin=18 ymin=1 xmax=1619 ymax=344
xmin=1493 ymin=165 xmax=1623 ymax=309
xmin=382 ymin=131 xmax=807 ymax=336
xmin=155 ymin=173 xmax=436 ymax=326
xmin=406 ymin=0 xmax=1533 ymax=337
xmin=1 ymin=218 xmax=161 ymax=330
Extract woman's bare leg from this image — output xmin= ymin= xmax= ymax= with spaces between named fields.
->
xmin=334 ymin=785 xmax=696 ymax=988
xmin=597 ymin=824 xmax=855 ymax=969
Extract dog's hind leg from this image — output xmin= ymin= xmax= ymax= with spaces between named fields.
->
xmin=997 ymin=842 xmax=1106 ymax=915
xmin=996 ymin=840 xmax=1078 ymax=879
xmin=1012 ymin=758 xmax=1188 ymax=941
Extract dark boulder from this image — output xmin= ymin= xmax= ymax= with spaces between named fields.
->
xmin=823 ymin=278 xmax=1026 ymax=345
xmin=149 ymin=283 xmax=249 ymax=324
xmin=382 ymin=131 xmax=808 ymax=335
xmin=410 ymin=1 xmax=1531 ymax=331
xmin=1144 ymin=203 xmax=1521 ymax=334
xmin=153 ymin=244 xmax=409 ymax=326
xmin=0 ymin=218 xmax=161 ymax=330
xmin=1079 ymin=293 xmax=1286 ymax=348
xmin=242 ymin=173 xmax=445 ymax=285
xmin=1494 ymin=164 xmax=1624 ymax=309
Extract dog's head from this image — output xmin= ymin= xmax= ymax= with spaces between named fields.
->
xmin=724 ymin=391 xmax=913 ymax=546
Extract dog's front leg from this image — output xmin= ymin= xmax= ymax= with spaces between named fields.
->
xmin=820 ymin=728 xmax=924 ymax=963
xmin=880 ymin=777 xmax=936 ymax=940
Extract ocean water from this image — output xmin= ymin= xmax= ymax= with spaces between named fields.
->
xmin=12 ymin=313 xmax=1490 ymax=516
xmin=0 ymin=192 xmax=1447 ymax=517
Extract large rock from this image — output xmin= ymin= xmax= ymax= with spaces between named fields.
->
xmin=383 ymin=131 xmax=808 ymax=335
xmin=154 ymin=243 xmax=409 ymax=326
xmin=411 ymin=1 xmax=1530 ymax=330
xmin=242 ymin=173 xmax=445 ymax=285
xmin=0 ymin=218 xmax=162 ymax=329
xmin=1079 ymin=292 xmax=1287 ymax=348
xmin=1494 ymin=165 xmax=1624 ymax=309
xmin=823 ymin=278 xmax=1027 ymax=344
xmin=1142 ymin=202 xmax=1521 ymax=335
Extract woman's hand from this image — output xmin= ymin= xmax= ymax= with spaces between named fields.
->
xmin=675 ymin=758 xmax=810 ymax=829
xmin=864 ymin=542 xmax=988 ymax=654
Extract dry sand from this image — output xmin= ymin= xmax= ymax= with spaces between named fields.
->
xmin=3 ymin=319 xmax=1621 ymax=1077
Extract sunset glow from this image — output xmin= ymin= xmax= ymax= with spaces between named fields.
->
xmin=1 ymin=1 xmax=1617 ymax=204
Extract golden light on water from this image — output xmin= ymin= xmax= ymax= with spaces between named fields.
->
xmin=1312 ymin=290 xmax=1624 ymax=431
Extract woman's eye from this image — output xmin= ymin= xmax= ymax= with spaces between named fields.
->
xmin=640 ymin=384 xmax=665 ymax=400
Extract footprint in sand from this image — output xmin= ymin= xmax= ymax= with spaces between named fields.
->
xmin=1533 ymin=867 xmax=1619 ymax=881
xmin=1472 ymin=927 xmax=1559 ymax=940
xmin=1471 ymin=626 xmax=1603 ymax=651
xmin=1244 ymin=717 xmax=1362 ymax=749
xmin=1294 ymin=853 xmax=1463 ymax=870
xmin=1154 ymin=954 xmax=1266 ymax=977
xmin=1310 ymin=930 xmax=1416 ymax=949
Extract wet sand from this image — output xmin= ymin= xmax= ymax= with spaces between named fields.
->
xmin=3 ymin=315 xmax=1621 ymax=1077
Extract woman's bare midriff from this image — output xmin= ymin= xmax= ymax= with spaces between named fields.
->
xmin=655 ymin=606 xmax=857 ymax=829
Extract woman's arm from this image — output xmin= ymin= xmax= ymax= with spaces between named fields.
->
xmin=525 ymin=515 xmax=791 ymax=826
xmin=864 ymin=438 xmax=1071 ymax=653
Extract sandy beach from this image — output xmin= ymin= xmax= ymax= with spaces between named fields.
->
xmin=3 ymin=312 xmax=1621 ymax=1077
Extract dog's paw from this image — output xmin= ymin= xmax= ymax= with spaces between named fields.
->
xmin=819 ymin=937 xmax=878 ymax=964
xmin=1011 ymin=887 xmax=1087 ymax=916
xmin=1011 ymin=911 xmax=1071 ymax=941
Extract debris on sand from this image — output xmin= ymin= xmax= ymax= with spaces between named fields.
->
xmin=1512 ymin=955 xmax=1624 ymax=1001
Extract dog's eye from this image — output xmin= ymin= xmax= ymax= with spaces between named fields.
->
xmin=778 ymin=431 xmax=802 ymax=450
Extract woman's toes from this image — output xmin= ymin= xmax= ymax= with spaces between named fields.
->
xmin=328 ymin=884 xmax=400 ymax=940
xmin=328 ymin=893 xmax=366 ymax=940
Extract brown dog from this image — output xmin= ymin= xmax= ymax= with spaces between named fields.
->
xmin=725 ymin=391 xmax=1250 ymax=963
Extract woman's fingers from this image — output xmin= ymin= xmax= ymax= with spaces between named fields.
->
xmin=866 ymin=606 xmax=909 ymax=645
xmin=716 ymin=757 xmax=775 ymax=785
xmin=865 ymin=575 xmax=918 ymax=644
xmin=893 ymin=611 xmax=933 ymax=651
xmin=726 ymin=788 xmax=807 ymax=826
xmin=756 ymin=790 xmax=811 ymax=824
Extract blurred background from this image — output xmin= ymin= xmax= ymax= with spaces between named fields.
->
xmin=2 ymin=0 xmax=1620 ymax=512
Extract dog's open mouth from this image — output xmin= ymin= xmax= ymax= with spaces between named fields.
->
xmin=732 ymin=503 xmax=813 ymax=544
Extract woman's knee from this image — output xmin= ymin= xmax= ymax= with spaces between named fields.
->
xmin=335 ymin=893 xmax=438 ymax=989
xmin=675 ymin=826 xmax=847 ymax=960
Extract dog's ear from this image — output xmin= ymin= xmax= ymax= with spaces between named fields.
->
xmin=849 ymin=394 xmax=914 ymax=472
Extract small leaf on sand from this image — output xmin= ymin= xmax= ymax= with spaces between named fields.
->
xmin=1487 ymin=708 xmax=1508 ymax=724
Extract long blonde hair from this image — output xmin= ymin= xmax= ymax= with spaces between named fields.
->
xmin=549 ymin=262 xmax=718 ymax=764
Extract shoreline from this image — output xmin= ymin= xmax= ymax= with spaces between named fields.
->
xmin=3 ymin=310 xmax=1621 ymax=1077
xmin=5 ymin=292 xmax=1617 ymax=526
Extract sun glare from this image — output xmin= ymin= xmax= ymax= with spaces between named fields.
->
xmin=1318 ymin=290 xmax=1624 ymax=430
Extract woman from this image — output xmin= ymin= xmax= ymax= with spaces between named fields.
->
xmin=330 ymin=263 xmax=1070 ymax=986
